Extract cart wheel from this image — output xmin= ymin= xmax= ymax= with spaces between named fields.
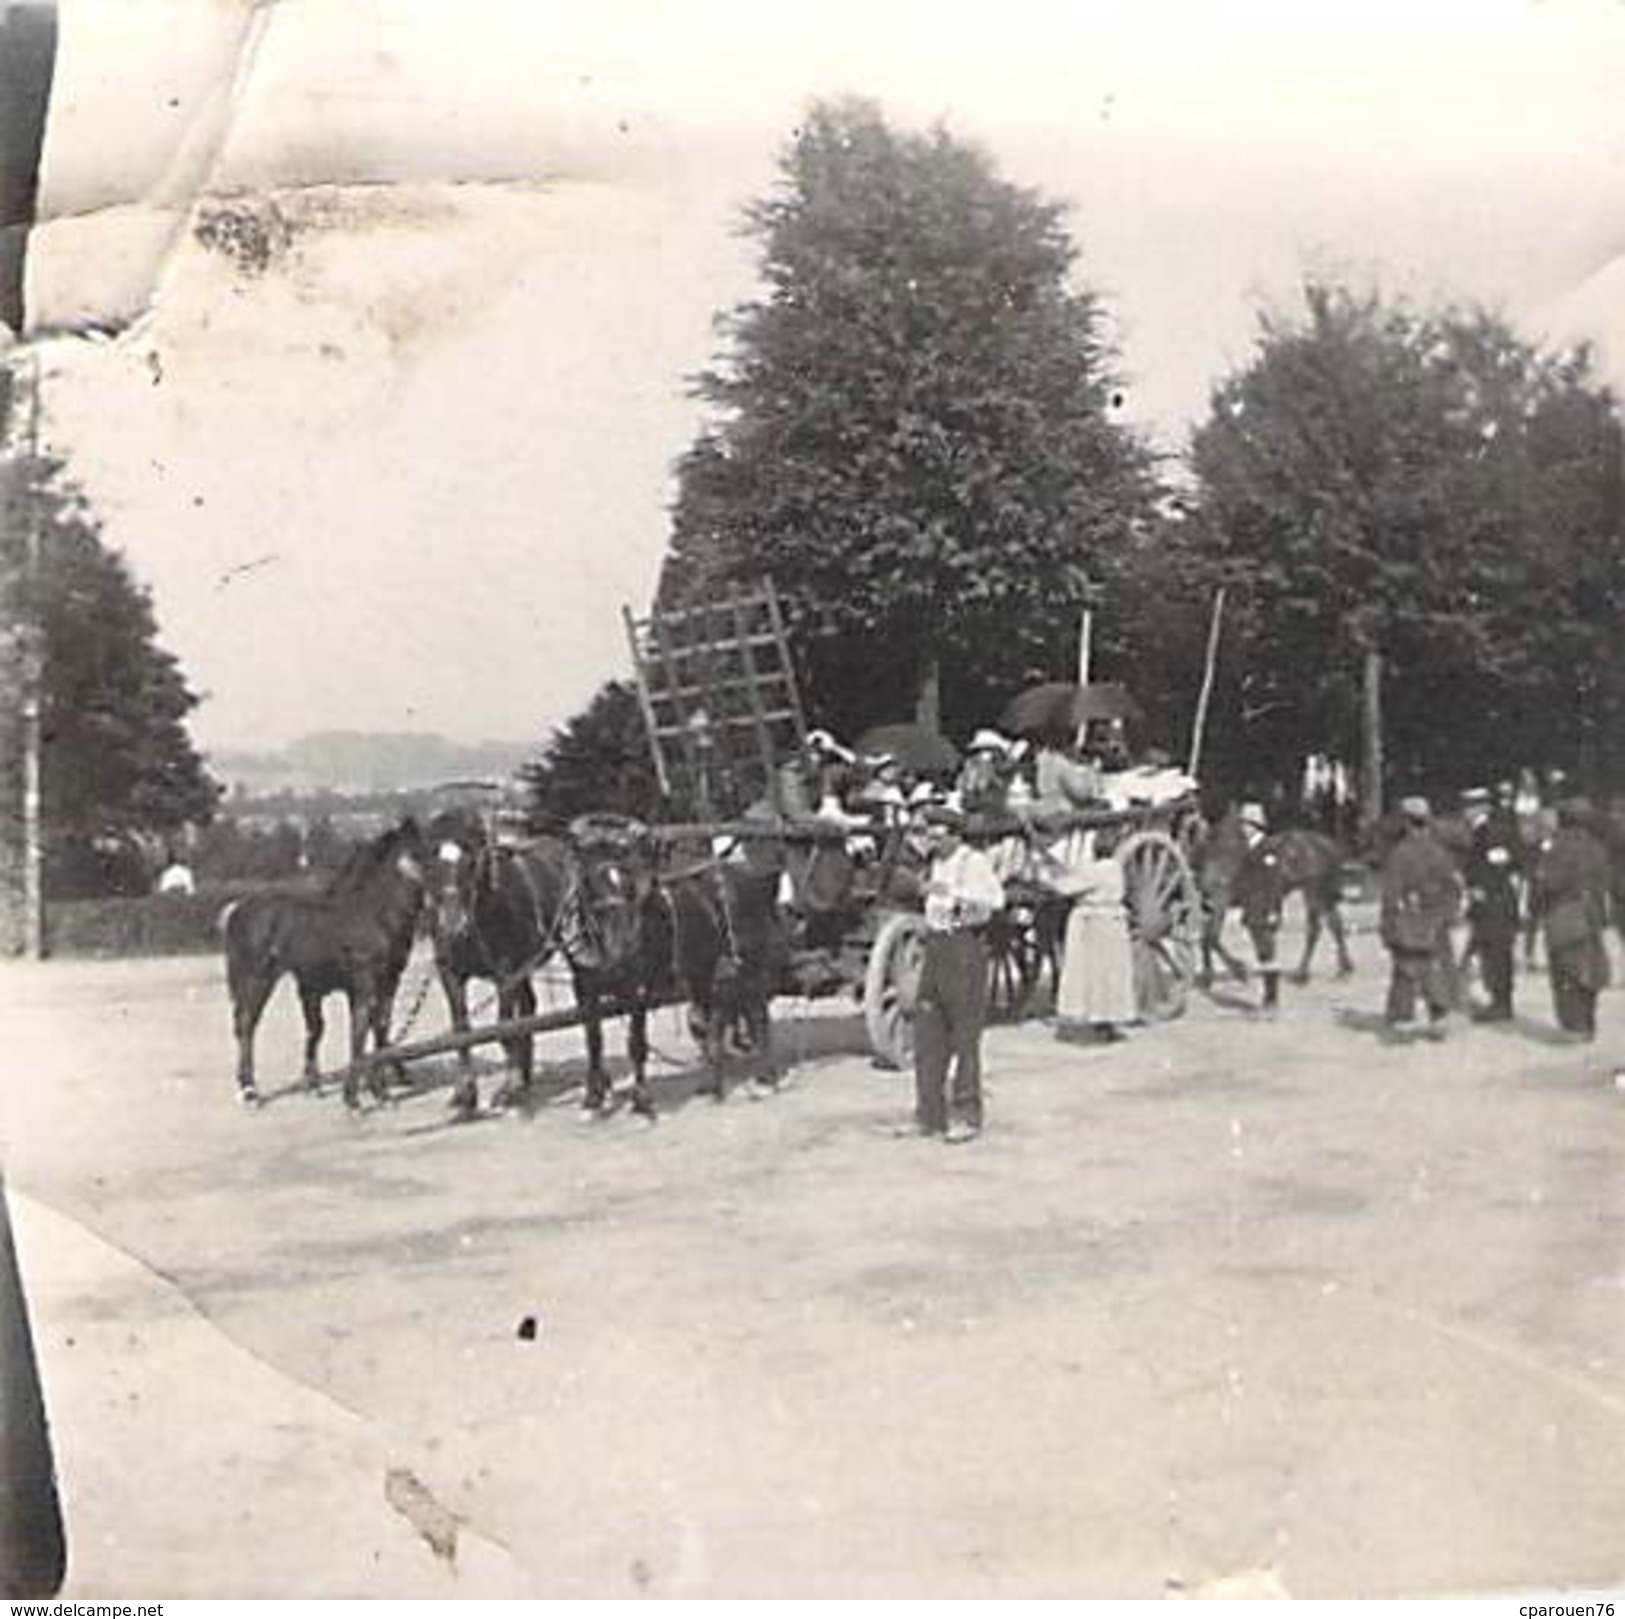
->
xmin=863 ymin=911 xmax=927 ymax=1070
xmin=986 ymin=903 xmax=1044 ymax=1022
xmin=1118 ymin=829 xmax=1201 ymax=1021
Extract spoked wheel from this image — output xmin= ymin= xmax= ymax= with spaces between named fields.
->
xmin=1118 ymin=829 xmax=1202 ymax=1021
xmin=986 ymin=894 xmax=1045 ymax=1023
xmin=863 ymin=910 xmax=927 ymax=1070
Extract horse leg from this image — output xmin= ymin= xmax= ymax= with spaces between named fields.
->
xmin=1327 ymin=903 xmax=1355 ymax=978
xmin=696 ymin=993 xmax=727 ymax=1101
xmin=580 ymin=985 xmax=610 ymax=1113
xmin=440 ymin=968 xmax=478 ymax=1115
xmin=231 ymin=970 xmax=277 ymax=1106
xmin=627 ymin=1003 xmax=656 ymax=1118
xmin=1207 ymin=909 xmax=1250 ymax=983
xmin=746 ymin=989 xmax=779 ymax=1094
xmin=493 ymin=979 xmax=537 ymax=1110
xmin=1293 ymin=900 xmax=1320 ymax=984
xmin=369 ymin=983 xmax=403 ymax=1101
xmin=297 ymin=982 xmax=327 ymax=1088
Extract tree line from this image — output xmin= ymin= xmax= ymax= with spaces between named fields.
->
xmin=7 ymin=96 xmax=1622 ymax=901
xmin=529 ymin=98 xmax=1624 ymax=826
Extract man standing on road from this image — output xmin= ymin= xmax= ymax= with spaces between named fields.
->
xmin=1380 ymin=796 xmax=1464 ymax=1039
xmin=1461 ymin=786 xmax=1524 ymax=1023
xmin=909 ymin=802 xmax=1005 ymax=1143
xmin=1530 ymin=797 xmax=1612 ymax=1042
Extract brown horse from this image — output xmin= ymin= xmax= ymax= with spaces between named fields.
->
xmin=569 ymin=818 xmax=788 ymax=1116
xmin=222 ymin=819 xmax=429 ymax=1109
xmin=425 ymin=809 xmax=578 ymax=1117
xmin=1195 ymin=809 xmax=1353 ymax=988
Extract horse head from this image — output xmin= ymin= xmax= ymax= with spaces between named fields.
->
xmin=567 ymin=815 xmax=658 ymax=975
xmin=424 ymin=808 xmax=489 ymax=946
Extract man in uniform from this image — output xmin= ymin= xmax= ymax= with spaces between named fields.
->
xmin=908 ymin=802 xmax=1005 ymax=1143
xmin=1379 ymin=795 xmax=1464 ymax=1039
xmin=1460 ymin=785 xmax=1523 ymax=1022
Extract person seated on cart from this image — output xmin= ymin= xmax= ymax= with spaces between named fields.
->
xmin=957 ymin=729 xmax=1017 ymax=817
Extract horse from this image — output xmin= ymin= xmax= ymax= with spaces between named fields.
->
xmin=425 ymin=809 xmax=578 ymax=1117
xmin=568 ymin=817 xmax=788 ymax=1117
xmin=1194 ymin=807 xmax=1353 ymax=990
xmin=221 ymin=818 xmax=429 ymax=1109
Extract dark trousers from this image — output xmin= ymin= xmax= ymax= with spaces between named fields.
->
xmin=1549 ymin=950 xmax=1600 ymax=1037
xmin=1386 ymin=946 xmax=1456 ymax=1024
xmin=914 ymin=929 xmax=988 ymax=1134
xmin=1472 ymin=922 xmax=1516 ymax=1014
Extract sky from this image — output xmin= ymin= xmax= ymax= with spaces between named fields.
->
xmin=16 ymin=0 xmax=1625 ymax=754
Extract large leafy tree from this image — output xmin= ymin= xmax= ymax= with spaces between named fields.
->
xmin=1 ymin=454 xmax=219 ymax=895
xmin=661 ymin=98 xmax=1157 ymax=741
xmin=1187 ymin=281 xmax=1625 ymax=800
xmin=519 ymin=680 xmax=661 ymax=829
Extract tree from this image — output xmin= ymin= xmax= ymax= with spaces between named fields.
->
xmin=1 ymin=454 xmax=219 ymax=895
xmin=520 ymin=680 xmax=662 ymax=829
xmin=1186 ymin=281 xmax=1625 ymax=805
xmin=661 ymin=98 xmax=1158 ymax=741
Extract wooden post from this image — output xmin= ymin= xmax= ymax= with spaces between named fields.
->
xmin=1077 ymin=607 xmax=1093 ymax=687
xmin=18 ymin=352 xmax=43 ymax=960
xmin=1186 ymin=587 xmax=1226 ymax=779
xmin=1361 ymin=643 xmax=1384 ymax=832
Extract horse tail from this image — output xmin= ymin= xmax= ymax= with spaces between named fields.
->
xmin=217 ymin=898 xmax=241 ymax=937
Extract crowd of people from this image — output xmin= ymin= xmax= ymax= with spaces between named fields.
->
xmin=1377 ymin=781 xmax=1617 ymax=1047
xmin=749 ymin=723 xmax=1622 ymax=1145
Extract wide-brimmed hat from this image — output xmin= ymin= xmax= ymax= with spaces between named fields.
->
xmin=1460 ymin=787 xmax=1492 ymax=808
xmin=1238 ymin=801 xmax=1269 ymax=830
xmin=1399 ymin=795 xmax=1431 ymax=821
xmin=967 ymin=728 xmax=1013 ymax=756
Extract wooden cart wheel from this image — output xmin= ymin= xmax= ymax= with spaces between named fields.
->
xmin=863 ymin=910 xmax=927 ymax=1070
xmin=986 ymin=895 xmax=1045 ymax=1022
xmin=1118 ymin=828 xmax=1202 ymax=1021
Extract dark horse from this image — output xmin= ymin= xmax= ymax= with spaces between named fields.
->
xmin=1194 ymin=808 xmax=1354 ymax=990
xmin=425 ymin=809 xmax=577 ymax=1117
xmin=222 ymin=819 xmax=429 ymax=1109
xmin=568 ymin=816 xmax=788 ymax=1117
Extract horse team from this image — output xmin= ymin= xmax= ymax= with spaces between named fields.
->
xmin=221 ymin=811 xmax=783 ymax=1116
xmin=221 ymin=793 xmax=1344 ymax=1118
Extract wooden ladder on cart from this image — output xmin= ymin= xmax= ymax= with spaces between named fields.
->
xmin=623 ymin=579 xmax=809 ymax=820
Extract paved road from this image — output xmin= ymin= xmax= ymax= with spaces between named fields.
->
xmin=2 ymin=924 xmax=1623 ymax=1597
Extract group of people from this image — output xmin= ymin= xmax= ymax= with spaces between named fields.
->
xmin=776 ymin=721 xmax=1188 ymax=1146
xmin=1378 ymin=783 xmax=1616 ymax=1044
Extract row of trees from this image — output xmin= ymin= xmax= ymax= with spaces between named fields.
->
xmin=530 ymin=97 xmax=1624 ymax=823
xmin=1 ymin=448 xmax=221 ymax=909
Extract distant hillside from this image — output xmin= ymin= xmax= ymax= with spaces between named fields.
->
xmin=210 ymin=730 xmax=537 ymax=796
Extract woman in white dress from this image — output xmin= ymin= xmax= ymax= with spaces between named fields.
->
xmin=1054 ymin=827 xmax=1138 ymax=1044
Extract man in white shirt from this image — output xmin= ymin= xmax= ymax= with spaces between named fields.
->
xmin=910 ymin=802 xmax=1005 ymax=1142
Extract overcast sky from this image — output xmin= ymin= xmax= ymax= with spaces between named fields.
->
xmin=22 ymin=0 xmax=1625 ymax=753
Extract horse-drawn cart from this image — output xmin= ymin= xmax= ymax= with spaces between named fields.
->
xmin=624 ymin=585 xmax=1205 ymax=1071
xmin=276 ymin=588 xmax=1201 ymax=1109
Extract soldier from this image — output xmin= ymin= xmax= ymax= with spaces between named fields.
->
xmin=1379 ymin=796 xmax=1464 ymax=1039
xmin=1461 ymin=786 xmax=1524 ymax=1023
xmin=1530 ymin=798 xmax=1612 ymax=1042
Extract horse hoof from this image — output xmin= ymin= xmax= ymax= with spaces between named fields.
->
xmin=1292 ymin=972 xmax=1310 ymax=987
xmin=238 ymin=1087 xmax=262 ymax=1109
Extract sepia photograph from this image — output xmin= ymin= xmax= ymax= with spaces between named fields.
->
xmin=3 ymin=0 xmax=1624 ymax=1600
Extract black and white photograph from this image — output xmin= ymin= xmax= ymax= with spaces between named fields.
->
xmin=2 ymin=0 xmax=1624 ymax=1600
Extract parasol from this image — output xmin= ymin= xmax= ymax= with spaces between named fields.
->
xmin=998 ymin=681 xmax=1142 ymax=741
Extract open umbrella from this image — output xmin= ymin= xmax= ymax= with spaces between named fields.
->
xmin=998 ymin=681 xmax=1142 ymax=741
xmin=854 ymin=723 xmax=962 ymax=777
